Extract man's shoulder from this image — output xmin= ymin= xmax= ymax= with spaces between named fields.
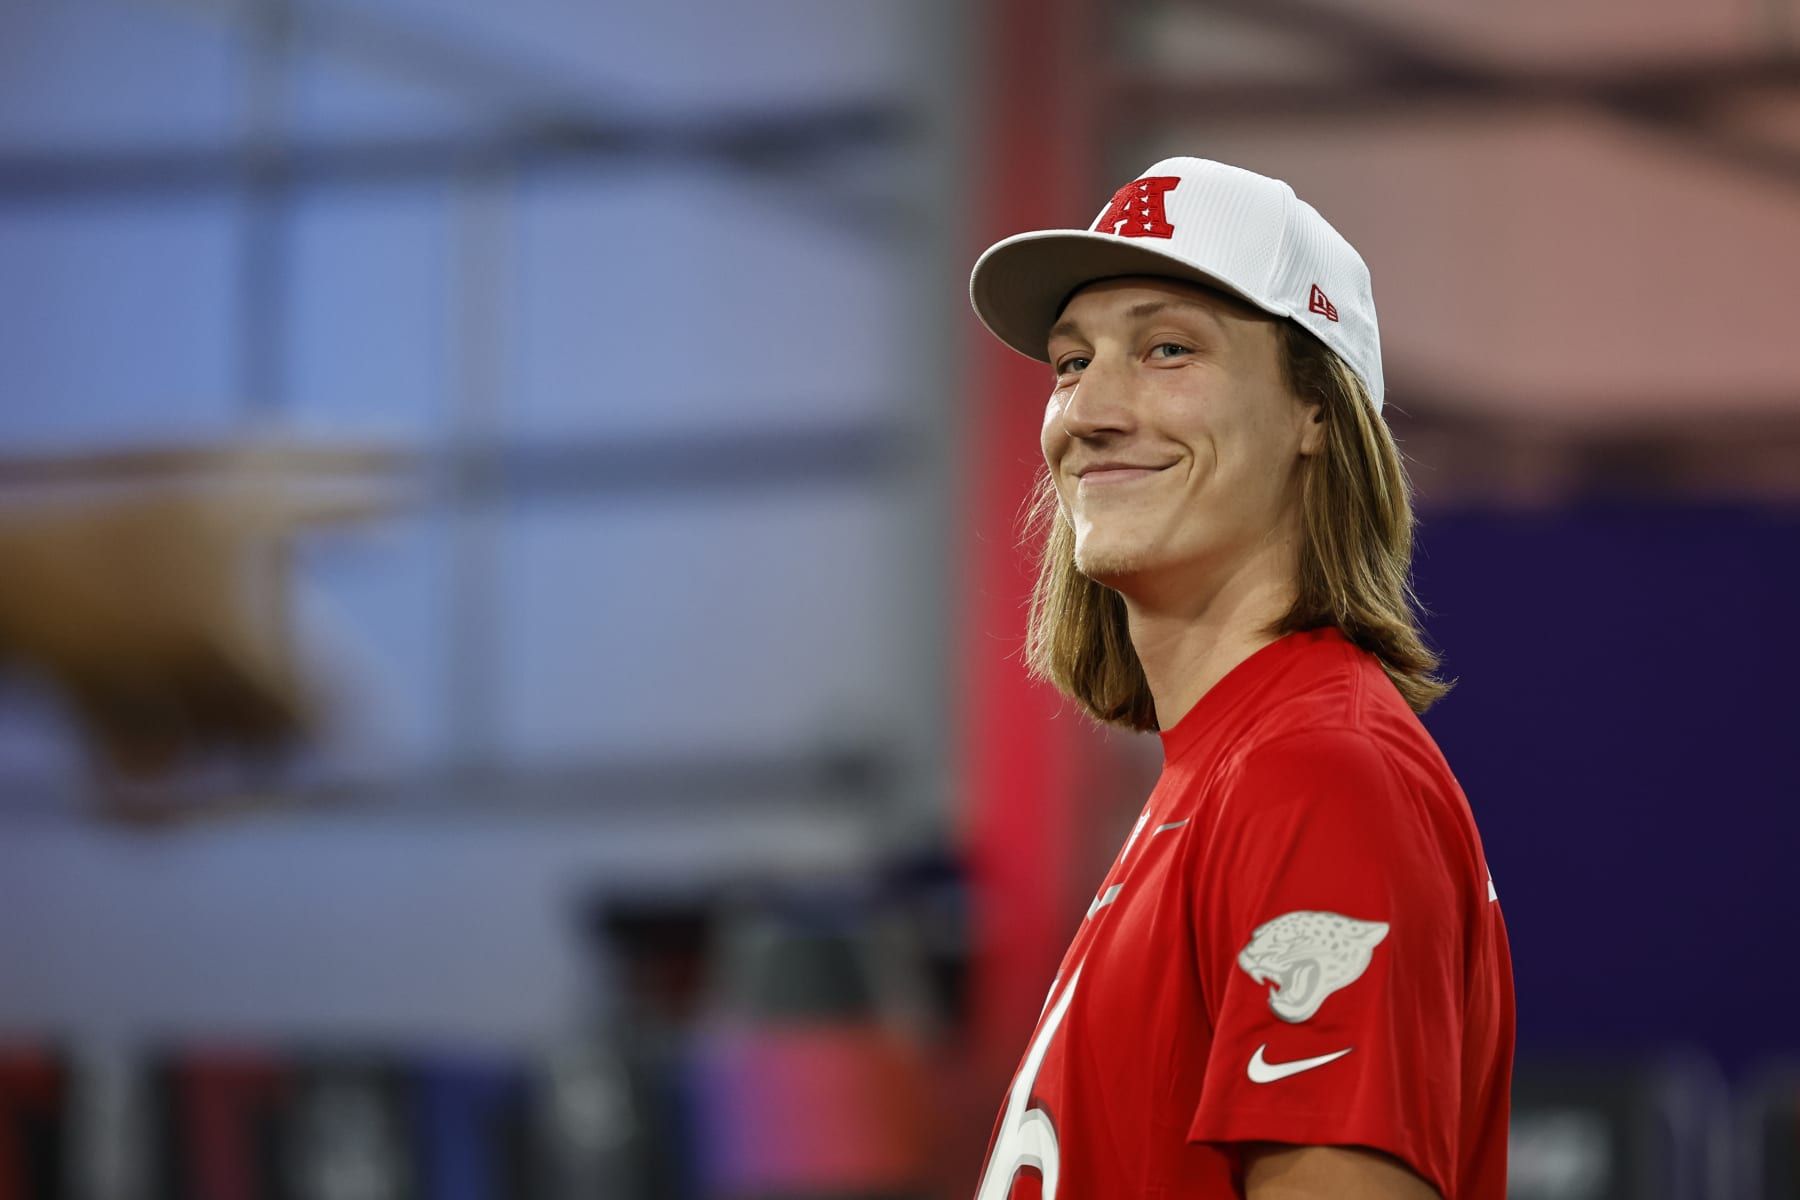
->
xmin=1226 ymin=723 xmax=1396 ymax=799
xmin=1226 ymin=654 xmax=1457 ymax=805
xmin=1204 ymin=713 xmax=1471 ymax=881
xmin=1243 ymin=631 xmax=1445 ymax=765
xmin=1233 ymin=636 xmax=1377 ymax=748
xmin=1158 ymin=628 xmax=1460 ymax=812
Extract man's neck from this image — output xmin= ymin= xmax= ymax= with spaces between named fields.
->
xmin=1120 ymin=547 xmax=1300 ymax=734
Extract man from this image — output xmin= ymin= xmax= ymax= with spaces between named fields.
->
xmin=964 ymin=158 xmax=1513 ymax=1198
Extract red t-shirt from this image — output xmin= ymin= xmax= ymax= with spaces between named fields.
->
xmin=974 ymin=626 xmax=1514 ymax=1199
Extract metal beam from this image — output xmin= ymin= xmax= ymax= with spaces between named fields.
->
xmin=0 ymin=104 xmax=919 ymax=236
xmin=1114 ymin=56 xmax=1800 ymax=125
xmin=434 ymin=423 xmax=915 ymax=501
xmin=1387 ymin=404 xmax=1800 ymax=505
xmin=0 ymin=742 xmax=899 ymax=824
xmin=1130 ymin=0 xmax=1800 ymax=191
xmin=0 ymin=422 xmax=916 ymax=506
xmin=127 ymin=0 xmax=644 ymax=133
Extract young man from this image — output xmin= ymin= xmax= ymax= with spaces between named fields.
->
xmin=964 ymin=158 xmax=1513 ymax=1199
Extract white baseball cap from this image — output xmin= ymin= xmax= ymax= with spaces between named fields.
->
xmin=968 ymin=156 xmax=1385 ymax=413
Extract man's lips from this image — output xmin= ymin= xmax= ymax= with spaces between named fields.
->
xmin=1076 ymin=465 xmax=1170 ymax=486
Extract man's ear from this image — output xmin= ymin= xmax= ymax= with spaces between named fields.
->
xmin=1298 ymin=403 xmax=1326 ymax=456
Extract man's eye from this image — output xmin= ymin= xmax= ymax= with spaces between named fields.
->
xmin=1150 ymin=342 xmax=1192 ymax=359
xmin=1056 ymin=356 xmax=1090 ymax=376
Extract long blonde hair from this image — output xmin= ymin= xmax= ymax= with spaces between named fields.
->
xmin=1022 ymin=319 xmax=1450 ymax=729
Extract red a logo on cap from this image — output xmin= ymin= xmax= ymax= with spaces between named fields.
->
xmin=1093 ymin=176 xmax=1179 ymax=239
xmin=1308 ymin=284 xmax=1339 ymax=322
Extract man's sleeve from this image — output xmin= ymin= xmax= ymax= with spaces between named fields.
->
xmin=1186 ymin=727 xmax=1469 ymax=1197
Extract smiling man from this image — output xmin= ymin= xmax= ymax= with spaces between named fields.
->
xmin=965 ymin=158 xmax=1513 ymax=1199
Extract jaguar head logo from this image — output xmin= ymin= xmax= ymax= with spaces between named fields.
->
xmin=1236 ymin=910 xmax=1389 ymax=1023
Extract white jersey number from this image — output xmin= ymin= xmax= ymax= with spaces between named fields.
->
xmin=974 ymin=966 xmax=1082 ymax=1200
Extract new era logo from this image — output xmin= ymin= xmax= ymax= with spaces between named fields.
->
xmin=1308 ymin=284 xmax=1339 ymax=322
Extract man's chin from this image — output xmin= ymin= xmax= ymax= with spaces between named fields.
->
xmin=1073 ymin=543 xmax=1154 ymax=588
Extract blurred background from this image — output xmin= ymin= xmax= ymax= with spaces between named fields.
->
xmin=0 ymin=0 xmax=1797 ymax=1197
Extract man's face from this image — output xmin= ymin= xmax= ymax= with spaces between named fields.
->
xmin=1041 ymin=276 xmax=1322 ymax=597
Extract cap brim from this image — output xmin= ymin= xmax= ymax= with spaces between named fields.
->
xmin=969 ymin=230 xmax=1280 ymax=363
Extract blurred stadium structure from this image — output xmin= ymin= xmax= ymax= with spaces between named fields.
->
xmin=0 ymin=0 xmax=1797 ymax=1197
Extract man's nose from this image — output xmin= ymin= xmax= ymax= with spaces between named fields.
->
xmin=1056 ymin=354 xmax=1135 ymax=439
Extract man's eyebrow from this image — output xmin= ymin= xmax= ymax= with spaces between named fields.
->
xmin=1123 ymin=299 xmax=1229 ymax=328
xmin=1046 ymin=297 xmax=1232 ymax=348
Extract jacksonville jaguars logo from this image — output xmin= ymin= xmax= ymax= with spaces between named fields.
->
xmin=1236 ymin=911 xmax=1389 ymax=1023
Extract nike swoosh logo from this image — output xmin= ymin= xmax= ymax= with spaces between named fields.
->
xmin=1246 ymin=1043 xmax=1353 ymax=1083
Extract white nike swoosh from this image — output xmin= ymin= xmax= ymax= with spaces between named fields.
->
xmin=1246 ymin=1043 xmax=1354 ymax=1084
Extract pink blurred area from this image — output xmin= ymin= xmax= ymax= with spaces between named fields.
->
xmin=692 ymin=1025 xmax=932 ymax=1195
